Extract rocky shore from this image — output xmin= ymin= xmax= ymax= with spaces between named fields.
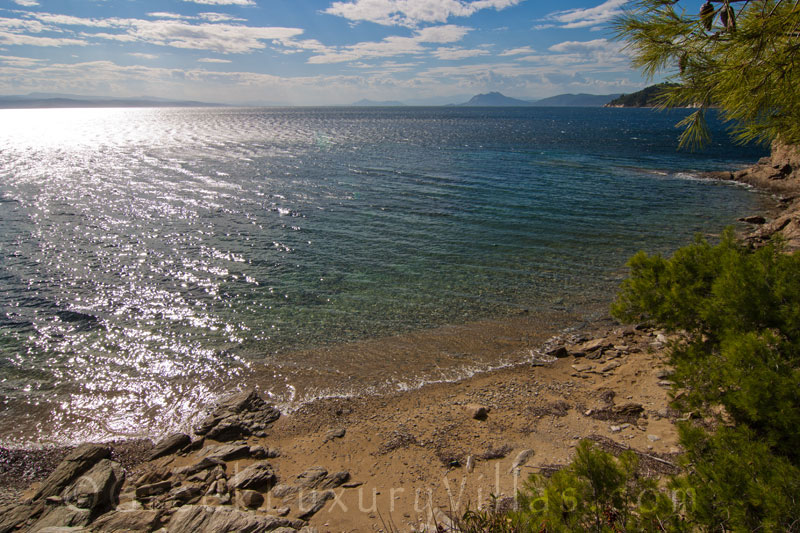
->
xmin=1 ymin=145 xmax=799 ymax=533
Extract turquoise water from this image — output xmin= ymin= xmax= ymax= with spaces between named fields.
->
xmin=0 ymin=106 xmax=768 ymax=446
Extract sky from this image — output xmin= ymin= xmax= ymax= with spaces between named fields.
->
xmin=0 ymin=0 xmax=668 ymax=105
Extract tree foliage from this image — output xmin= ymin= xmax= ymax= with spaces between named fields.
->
xmin=612 ymin=230 xmax=800 ymax=529
xmin=614 ymin=0 xmax=800 ymax=148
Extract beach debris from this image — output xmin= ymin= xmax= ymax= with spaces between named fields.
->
xmin=194 ymin=389 xmax=280 ymax=442
xmin=508 ymin=449 xmax=534 ymax=474
xmin=147 ymin=433 xmax=191 ymax=462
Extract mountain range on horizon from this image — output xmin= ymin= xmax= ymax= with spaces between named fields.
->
xmin=0 ymin=90 xmax=636 ymax=109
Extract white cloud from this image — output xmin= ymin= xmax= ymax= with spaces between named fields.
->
xmin=432 ymin=47 xmax=488 ymax=60
xmin=22 ymin=13 xmax=305 ymax=54
xmin=542 ymin=0 xmax=629 ymax=29
xmin=13 ymin=0 xmax=40 ymax=6
xmin=324 ymin=0 xmax=522 ymax=27
xmin=499 ymin=46 xmax=535 ymax=56
xmin=198 ymin=57 xmax=231 ymax=63
xmin=0 ymin=31 xmax=87 ymax=47
xmin=182 ymin=0 xmax=255 ymax=5
xmin=0 ymin=54 xmax=45 ymax=66
xmin=306 ymin=24 xmax=470 ymax=64
xmin=129 ymin=52 xmax=158 ymax=60
xmin=548 ymin=38 xmax=622 ymax=54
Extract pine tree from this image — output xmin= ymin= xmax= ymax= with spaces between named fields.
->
xmin=614 ymin=0 xmax=800 ymax=149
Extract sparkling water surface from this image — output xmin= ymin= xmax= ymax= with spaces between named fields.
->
xmin=0 ymin=106 xmax=769 ymax=446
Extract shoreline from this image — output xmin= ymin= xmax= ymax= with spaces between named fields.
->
xmin=1 ymin=149 xmax=798 ymax=531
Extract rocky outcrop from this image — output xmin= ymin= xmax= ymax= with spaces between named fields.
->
xmin=32 ymin=444 xmax=111 ymax=501
xmin=166 ymin=505 xmax=302 ymax=533
xmin=194 ymin=390 xmax=280 ymax=442
xmin=146 ymin=433 xmax=191 ymax=462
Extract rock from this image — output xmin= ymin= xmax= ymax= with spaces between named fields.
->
xmin=318 ymin=471 xmax=350 ymax=490
xmin=433 ymin=509 xmax=457 ymax=532
xmin=323 ymin=428 xmax=346 ymax=443
xmin=0 ymin=501 xmax=45 ymax=533
xmin=295 ymin=466 xmax=327 ymax=489
xmin=508 ymin=449 xmax=534 ymax=474
xmin=33 ymin=444 xmax=111 ymax=500
xmin=571 ymin=363 xmax=594 ymax=373
xmin=296 ymin=491 xmax=334 ymax=520
xmin=655 ymin=369 xmax=674 ymax=379
xmin=135 ymin=481 xmax=173 ymax=499
xmin=238 ymin=490 xmax=264 ymax=509
xmin=201 ymin=444 xmax=250 ymax=462
xmin=61 ymin=459 xmax=125 ymax=513
xmin=614 ymin=403 xmax=645 ymax=419
xmin=228 ymin=462 xmax=277 ymax=492
xmin=194 ymin=390 xmax=280 ymax=442
xmin=147 ymin=433 xmax=191 ymax=462
xmin=166 ymin=505 xmax=302 ymax=533
xmin=90 ymin=510 xmax=162 ymax=532
xmin=580 ymin=338 xmax=611 ymax=354
xmin=271 ymin=484 xmax=298 ymax=499
xmin=29 ymin=506 xmax=92 ymax=531
xmin=248 ymin=446 xmax=278 ymax=459
xmin=545 ymin=346 xmax=569 ymax=358
xmin=466 ymin=404 xmax=489 ymax=420
xmin=173 ymin=457 xmax=225 ymax=478
xmin=465 ymin=455 xmax=475 ymax=473
xmin=273 ymin=507 xmax=290 ymax=517
xmin=601 ymin=361 xmax=622 ymax=373
xmin=647 ymin=435 xmax=661 ymax=442
xmin=610 ymin=425 xmax=622 ymax=433
xmin=739 ymin=215 xmax=767 ymax=224
xmin=166 ymin=485 xmax=204 ymax=505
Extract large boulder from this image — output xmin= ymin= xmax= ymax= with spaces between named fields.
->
xmin=194 ymin=390 xmax=280 ymax=442
xmin=61 ymin=459 xmax=125 ymax=514
xmin=166 ymin=505 xmax=302 ymax=533
xmin=33 ymin=444 xmax=111 ymax=500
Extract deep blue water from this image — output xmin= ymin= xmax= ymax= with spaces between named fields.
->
xmin=0 ymin=106 xmax=769 ymax=446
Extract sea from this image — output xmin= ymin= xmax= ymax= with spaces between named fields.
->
xmin=0 ymin=106 xmax=770 ymax=447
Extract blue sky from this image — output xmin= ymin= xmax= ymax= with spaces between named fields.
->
xmin=0 ymin=0 xmax=667 ymax=105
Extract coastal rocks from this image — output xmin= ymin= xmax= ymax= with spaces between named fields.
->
xmin=227 ymin=462 xmax=277 ymax=492
xmin=89 ymin=509 xmax=162 ymax=532
xmin=296 ymin=491 xmax=334 ymax=521
xmin=146 ymin=433 xmax=191 ymax=462
xmin=238 ymin=490 xmax=264 ymax=509
xmin=33 ymin=444 xmax=111 ymax=500
xmin=166 ymin=505 xmax=302 ymax=533
xmin=135 ymin=481 xmax=172 ymax=499
xmin=194 ymin=390 xmax=280 ymax=442
xmin=61 ymin=458 xmax=125 ymax=513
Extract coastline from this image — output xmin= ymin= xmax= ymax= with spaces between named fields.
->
xmin=1 ymin=149 xmax=798 ymax=532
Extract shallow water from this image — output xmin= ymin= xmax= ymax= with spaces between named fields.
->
xmin=0 ymin=106 xmax=768 ymax=446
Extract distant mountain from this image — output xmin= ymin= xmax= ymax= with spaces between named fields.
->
xmin=351 ymin=99 xmax=406 ymax=107
xmin=458 ymin=92 xmax=534 ymax=107
xmin=530 ymin=93 xmax=621 ymax=107
xmin=605 ymin=83 xmax=680 ymax=108
xmin=0 ymin=93 xmax=226 ymax=109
